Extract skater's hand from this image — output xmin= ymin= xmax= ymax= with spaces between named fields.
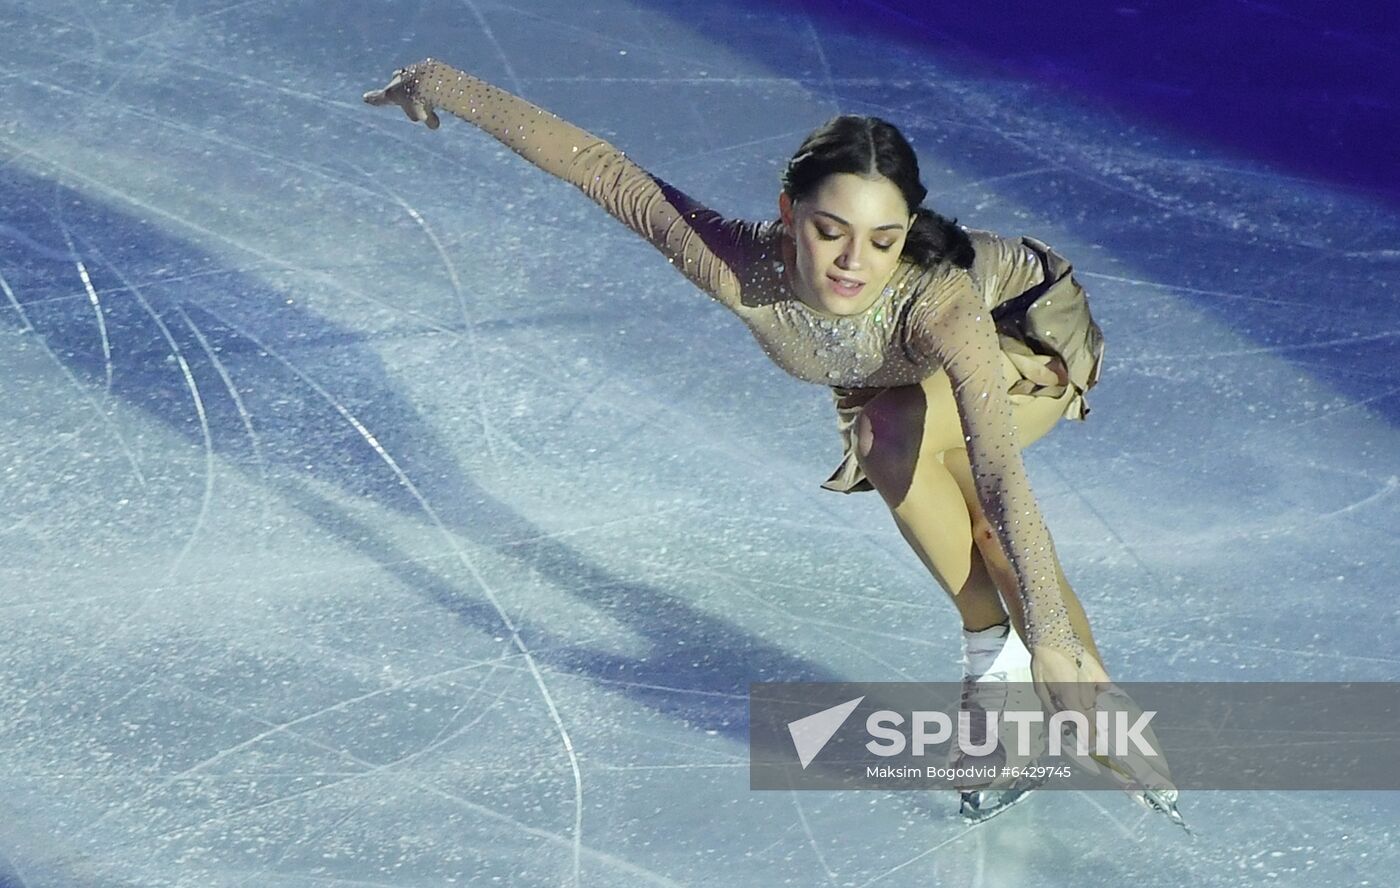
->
xmin=1006 ymin=350 xmax=1067 ymax=388
xmin=1029 ymin=644 xmax=1110 ymax=723
xmin=1031 ymin=649 xmax=1184 ymax=826
xmin=1081 ymin=685 xmax=1183 ymax=828
xmin=1000 ymin=336 xmax=1068 ymax=388
xmin=364 ymin=67 xmax=441 ymax=129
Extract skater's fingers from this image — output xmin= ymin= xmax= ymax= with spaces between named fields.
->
xmin=1060 ymin=724 xmax=1101 ymax=775
xmin=1006 ymin=350 xmax=1060 ymax=386
xmin=364 ymin=68 xmax=411 ymax=105
xmin=1068 ymin=655 xmax=1113 ymax=723
xmin=1032 ymin=680 xmax=1068 ymax=721
xmin=363 ymin=69 xmax=440 ymax=129
xmin=1048 ymin=684 xmax=1088 ymax=721
xmin=1051 ymin=681 xmax=1083 ymax=717
xmin=1071 ymin=683 xmax=1100 ymax=722
xmin=1029 ymin=644 xmax=1100 ymax=719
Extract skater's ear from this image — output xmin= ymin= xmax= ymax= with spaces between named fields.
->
xmin=778 ymin=190 xmax=795 ymax=229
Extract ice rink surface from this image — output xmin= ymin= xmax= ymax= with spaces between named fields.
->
xmin=1 ymin=0 xmax=1398 ymax=884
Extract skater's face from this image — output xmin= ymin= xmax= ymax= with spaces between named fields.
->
xmin=779 ymin=173 xmax=915 ymax=317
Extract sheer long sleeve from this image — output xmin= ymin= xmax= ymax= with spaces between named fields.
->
xmin=904 ymin=272 xmax=1083 ymax=659
xmin=373 ymin=59 xmax=759 ymax=311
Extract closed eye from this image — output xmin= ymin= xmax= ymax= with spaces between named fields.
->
xmin=817 ymin=226 xmax=896 ymax=250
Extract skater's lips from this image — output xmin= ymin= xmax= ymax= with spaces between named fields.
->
xmin=827 ymin=273 xmax=866 ymax=298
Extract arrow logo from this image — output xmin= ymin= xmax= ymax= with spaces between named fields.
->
xmin=787 ymin=696 xmax=864 ymax=768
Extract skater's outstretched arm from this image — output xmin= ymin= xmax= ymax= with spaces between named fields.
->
xmin=364 ymin=59 xmax=762 ymax=312
xmin=903 ymin=272 xmax=1109 ymax=716
xmin=911 ymin=277 xmax=1184 ymax=816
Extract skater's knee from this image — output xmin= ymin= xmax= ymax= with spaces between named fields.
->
xmin=971 ymin=515 xmax=999 ymax=550
xmin=970 ymin=513 xmax=1015 ymax=584
xmin=956 ymin=492 xmax=1004 ymax=561
xmin=938 ymin=447 xmax=1005 ymax=554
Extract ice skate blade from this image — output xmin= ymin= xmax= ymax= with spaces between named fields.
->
xmin=1135 ymin=788 xmax=1193 ymax=836
xmin=1083 ymin=749 xmax=1191 ymax=835
xmin=957 ymin=771 xmax=1048 ymax=825
xmin=958 ymin=786 xmax=1034 ymax=824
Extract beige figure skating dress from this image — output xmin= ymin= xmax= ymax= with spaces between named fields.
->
xmin=372 ymin=60 xmax=1105 ymax=658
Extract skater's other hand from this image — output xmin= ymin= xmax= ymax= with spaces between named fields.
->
xmin=1006 ymin=349 xmax=1067 ymax=388
xmin=364 ymin=67 xmax=441 ymax=129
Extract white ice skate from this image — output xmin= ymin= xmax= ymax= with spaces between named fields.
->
xmin=951 ymin=623 xmax=1048 ymax=824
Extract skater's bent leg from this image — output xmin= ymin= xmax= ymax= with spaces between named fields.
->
xmin=888 ymin=510 xmax=1010 ymax=632
xmin=939 ymin=445 xmax=1103 ymax=665
xmin=855 ymin=383 xmax=1008 ymax=631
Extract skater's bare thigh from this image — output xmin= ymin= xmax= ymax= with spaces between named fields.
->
xmin=915 ymin=352 xmax=1075 ymax=459
xmin=856 ymin=354 xmax=1073 ymax=508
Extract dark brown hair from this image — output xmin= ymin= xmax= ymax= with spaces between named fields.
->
xmin=782 ymin=115 xmax=974 ymax=269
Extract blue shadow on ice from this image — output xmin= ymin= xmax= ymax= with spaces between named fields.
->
xmin=0 ymin=168 xmax=840 ymax=742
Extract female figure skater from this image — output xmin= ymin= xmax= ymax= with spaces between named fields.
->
xmin=365 ymin=59 xmax=1181 ymax=826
